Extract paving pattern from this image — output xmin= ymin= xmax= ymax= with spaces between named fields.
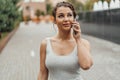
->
xmin=0 ymin=21 xmax=120 ymax=80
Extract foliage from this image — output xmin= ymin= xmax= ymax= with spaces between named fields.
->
xmin=67 ymin=0 xmax=84 ymax=13
xmin=41 ymin=11 xmax=45 ymax=16
xmin=46 ymin=3 xmax=53 ymax=15
xmin=35 ymin=9 xmax=45 ymax=18
xmin=100 ymin=0 xmax=111 ymax=3
xmin=83 ymin=0 xmax=111 ymax=11
xmin=0 ymin=0 xmax=21 ymax=32
xmin=83 ymin=0 xmax=94 ymax=11
xmin=35 ymin=9 xmax=41 ymax=18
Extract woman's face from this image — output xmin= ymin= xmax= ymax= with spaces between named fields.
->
xmin=55 ymin=6 xmax=74 ymax=32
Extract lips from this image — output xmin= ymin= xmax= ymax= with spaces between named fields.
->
xmin=63 ymin=23 xmax=70 ymax=27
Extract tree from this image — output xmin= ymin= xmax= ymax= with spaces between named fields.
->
xmin=83 ymin=0 xmax=94 ymax=11
xmin=100 ymin=0 xmax=110 ymax=3
xmin=35 ymin=9 xmax=45 ymax=23
xmin=46 ymin=3 xmax=53 ymax=15
xmin=0 ymin=0 xmax=21 ymax=32
xmin=67 ymin=0 xmax=84 ymax=13
xmin=35 ymin=9 xmax=41 ymax=19
xmin=83 ymin=0 xmax=111 ymax=11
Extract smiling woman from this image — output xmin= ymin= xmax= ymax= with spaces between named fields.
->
xmin=38 ymin=1 xmax=93 ymax=80
xmin=55 ymin=6 xmax=74 ymax=32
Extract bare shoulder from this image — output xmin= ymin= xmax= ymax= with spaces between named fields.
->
xmin=81 ymin=38 xmax=91 ymax=51
xmin=40 ymin=39 xmax=47 ymax=47
xmin=40 ymin=39 xmax=47 ymax=53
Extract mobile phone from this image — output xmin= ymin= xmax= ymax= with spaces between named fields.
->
xmin=73 ymin=27 xmax=77 ymax=35
xmin=72 ymin=19 xmax=77 ymax=35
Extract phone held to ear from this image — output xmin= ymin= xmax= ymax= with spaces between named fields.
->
xmin=73 ymin=30 xmax=77 ymax=35
xmin=72 ymin=19 xmax=77 ymax=35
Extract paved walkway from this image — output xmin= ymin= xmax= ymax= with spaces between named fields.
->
xmin=0 ymin=21 xmax=120 ymax=80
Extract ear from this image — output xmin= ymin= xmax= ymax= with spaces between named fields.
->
xmin=54 ymin=20 xmax=56 ymax=24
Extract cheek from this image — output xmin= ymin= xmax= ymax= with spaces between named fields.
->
xmin=70 ymin=16 xmax=74 ymax=21
xmin=70 ymin=18 xmax=74 ymax=23
xmin=55 ymin=19 xmax=63 ymax=24
xmin=55 ymin=21 xmax=62 ymax=27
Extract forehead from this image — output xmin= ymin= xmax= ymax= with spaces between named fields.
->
xmin=56 ymin=6 xmax=73 ymax=14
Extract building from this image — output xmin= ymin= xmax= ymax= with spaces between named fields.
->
xmin=18 ymin=0 xmax=46 ymax=20
xmin=47 ymin=0 xmax=66 ymax=6
xmin=47 ymin=0 xmax=88 ymax=6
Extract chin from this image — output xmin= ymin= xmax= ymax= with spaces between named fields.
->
xmin=63 ymin=26 xmax=71 ymax=31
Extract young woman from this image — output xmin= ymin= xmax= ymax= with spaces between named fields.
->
xmin=38 ymin=1 xmax=93 ymax=80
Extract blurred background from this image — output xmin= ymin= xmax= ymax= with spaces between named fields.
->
xmin=0 ymin=0 xmax=120 ymax=44
xmin=0 ymin=0 xmax=120 ymax=80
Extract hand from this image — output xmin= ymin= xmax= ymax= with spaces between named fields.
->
xmin=72 ymin=21 xmax=81 ymax=40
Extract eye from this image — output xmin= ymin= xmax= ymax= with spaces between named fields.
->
xmin=58 ymin=14 xmax=64 ymax=18
xmin=67 ymin=13 xmax=73 ymax=17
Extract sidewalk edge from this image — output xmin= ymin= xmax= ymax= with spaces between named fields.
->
xmin=0 ymin=27 xmax=19 ymax=53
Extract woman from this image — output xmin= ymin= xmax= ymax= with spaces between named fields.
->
xmin=38 ymin=1 xmax=93 ymax=80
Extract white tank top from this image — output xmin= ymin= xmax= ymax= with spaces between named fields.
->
xmin=45 ymin=38 xmax=83 ymax=80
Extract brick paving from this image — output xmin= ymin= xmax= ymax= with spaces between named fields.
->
xmin=0 ymin=21 xmax=120 ymax=80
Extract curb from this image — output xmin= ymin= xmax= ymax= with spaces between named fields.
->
xmin=0 ymin=27 xmax=19 ymax=53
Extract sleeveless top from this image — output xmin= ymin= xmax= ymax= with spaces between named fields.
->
xmin=45 ymin=38 xmax=83 ymax=80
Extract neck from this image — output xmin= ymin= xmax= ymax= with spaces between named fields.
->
xmin=56 ymin=30 xmax=73 ymax=41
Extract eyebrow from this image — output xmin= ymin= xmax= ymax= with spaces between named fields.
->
xmin=57 ymin=13 xmax=63 ymax=15
xmin=57 ymin=12 xmax=73 ymax=15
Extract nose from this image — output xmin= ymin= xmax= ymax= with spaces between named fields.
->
xmin=64 ymin=16 xmax=69 ymax=21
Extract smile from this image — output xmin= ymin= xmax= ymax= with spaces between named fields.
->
xmin=63 ymin=24 xmax=70 ymax=27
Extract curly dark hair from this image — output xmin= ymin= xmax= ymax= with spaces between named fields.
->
xmin=52 ymin=1 xmax=76 ymax=20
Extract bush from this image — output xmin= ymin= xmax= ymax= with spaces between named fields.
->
xmin=46 ymin=3 xmax=53 ymax=15
xmin=67 ymin=0 xmax=83 ymax=13
xmin=0 ymin=0 xmax=22 ymax=32
xmin=35 ymin=9 xmax=41 ymax=17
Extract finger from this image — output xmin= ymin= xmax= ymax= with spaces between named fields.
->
xmin=73 ymin=26 xmax=81 ymax=33
xmin=72 ymin=24 xmax=80 ymax=29
xmin=72 ymin=21 xmax=80 ymax=25
xmin=72 ymin=22 xmax=79 ymax=25
xmin=72 ymin=22 xmax=80 ymax=26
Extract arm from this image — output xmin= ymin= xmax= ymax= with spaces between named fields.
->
xmin=76 ymin=38 xmax=93 ymax=70
xmin=38 ymin=39 xmax=48 ymax=80
xmin=72 ymin=21 xmax=93 ymax=70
